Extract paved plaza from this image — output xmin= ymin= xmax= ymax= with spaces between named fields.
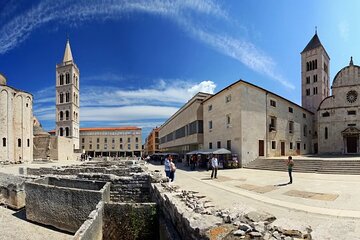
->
xmin=147 ymin=161 xmax=360 ymax=239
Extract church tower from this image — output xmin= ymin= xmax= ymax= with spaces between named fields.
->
xmin=55 ymin=39 xmax=80 ymax=149
xmin=301 ymin=31 xmax=330 ymax=114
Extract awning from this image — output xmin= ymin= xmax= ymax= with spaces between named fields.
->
xmin=212 ymin=148 xmax=232 ymax=154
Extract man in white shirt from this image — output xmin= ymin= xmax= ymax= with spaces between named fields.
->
xmin=211 ymin=155 xmax=218 ymax=179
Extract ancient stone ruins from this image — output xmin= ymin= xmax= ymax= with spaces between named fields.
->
xmin=0 ymin=159 xmax=312 ymax=240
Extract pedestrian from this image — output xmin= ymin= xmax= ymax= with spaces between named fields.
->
xmin=211 ymin=155 xmax=218 ymax=179
xmin=164 ymin=154 xmax=171 ymax=178
xmin=287 ymin=156 xmax=294 ymax=184
xmin=169 ymin=156 xmax=176 ymax=182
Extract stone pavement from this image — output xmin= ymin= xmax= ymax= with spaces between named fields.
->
xmin=147 ymin=162 xmax=360 ymax=239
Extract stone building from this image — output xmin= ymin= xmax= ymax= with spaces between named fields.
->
xmin=0 ymin=73 xmax=33 ymax=162
xmin=144 ymin=127 xmax=160 ymax=156
xmin=55 ymin=39 xmax=80 ymax=149
xmin=159 ymin=92 xmax=211 ymax=154
xmin=80 ymin=127 xmax=142 ymax=157
xmin=202 ymin=80 xmax=313 ymax=165
xmin=317 ymin=58 xmax=360 ymax=154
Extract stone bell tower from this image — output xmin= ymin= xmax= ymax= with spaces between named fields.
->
xmin=55 ymin=39 xmax=80 ymax=149
xmin=301 ymin=30 xmax=330 ymax=114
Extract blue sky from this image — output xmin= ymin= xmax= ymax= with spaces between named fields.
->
xmin=1 ymin=0 xmax=359 ymax=142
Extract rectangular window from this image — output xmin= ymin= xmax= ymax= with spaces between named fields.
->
xmin=128 ymin=137 xmax=131 ymax=143
xmin=208 ymin=105 xmax=212 ymax=111
xmin=270 ymin=100 xmax=276 ymax=107
xmin=348 ymin=123 xmax=356 ymax=127
xmin=306 ymin=76 xmax=310 ymax=84
xmin=2 ymin=138 xmax=6 ymax=147
xmin=304 ymin=144 xmax=306 ymax=150
xmin=271 ymin=141 xmax=276 ymax=149
xmin=104 ymin=144 xmax=107 ymax=150
xmin=82 ymin=138 xmax=84 ymax=143
xmin=27 ymin=139 xmax=30 ymax=147
xmin=120 ymin=138 xmax=123 ymax=143
xmin=226 ymin=114 xmax=231 ymax=125
xmin=97 ymin=138 xmax=100 ymax=143
xmin=128 ymin=144 xmax=131 ymax=150
xmin=290 ymin=142 xmax=293 ymax=149
xmin=217 ymin=141 xmax=221 ymax=148
xmin=348 ymin=110 xmax=356 ymax=115
xmin=289 ymin=121 xmax=294 ymax=134
xmin=112 ymin=145 xmax=115 ymax=149
xmin=306 ymin=89 xmax=310 ymax=96
xmin=120 ymin=144 xmax=123 ymax=149
xmin=89 ymin=144 xmax=92 ymax=149
xmin=269 ymin=117 xmax=276 ymax=131
xmin=97 ymin=144 xmax=99 ymax=149
xmin=288 ymin=107 xmax=293 ymax=113
xmin=18 ymin=139 xmax=21 ymax=147
xmin=112 ymin=138 xmax=115 ymax=143
xmin=322 ymin=112 xmax=330 ymax=117
xmin=225 ymin=94 xmax=231 ymax=103
xmin=303 ymin=125 xmax=307 ymax=137
xmin=303 ymin=113 xmax=306 ymax=118
xmin=227 ymin=140 xmax=231 ymax=150
xmin=209 ymin=120 xmax=213 ymax=130
xmin=209 ymin=142 xmax=212 ymax=149
xmin=135 ymin=137 xmax=139 ymax=142
xmin=104 ymin=138 xmax=107 ymax=143
xmin=136 ymin=144 xmax=139 ymax=149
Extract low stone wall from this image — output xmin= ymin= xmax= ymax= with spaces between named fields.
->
xmin=103 ymin=202 xmax=158 ymax=240
xmin=150 ymin=183 xmax=222 ymax=240
xmin=25 ymin=177 xmax=110 ymax=233
xmin=0 ymin=172 xmax=26 ymax=209
xmin=78 ymin=173 xmax=151 ymax=203
xmin=26 ymin=165 xmax=143 ymax=177
xmin=73 ymin=201 xmax=104 ymax=240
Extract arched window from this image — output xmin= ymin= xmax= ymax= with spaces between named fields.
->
xmin=325 ymin=127 xmax=328 ymax=139
xmin=76 ymin=77 xmax=78 ymax=87
xmin=76 ymin=94 xmax=78 ymax=105
xmin=59 ymin=92 xmax=64 ymax=103
xmin=65 ymin=127 xmax=70 ymax=137
xmin=59 ymin=111 xmax=63 ymax=121
xmin=306 ymin=62 xmax=309 ymax=71
xmin=315 ymin=59 xmax=317 ymax=69
xmin=18 ymin=138 xmax=21 ymax=147
xmin=2 ymin=138 xmax=6 ymax=147
xmin=66 ymin=110 xmax=69 ymax=120
xmin=66 ymin=73 xmax=70 ymax=84
xmin=66 ymin=92 xmax=70 ymax=102
xmin=60 ymin=74 xmax=64 ymax=85
xmin=60 ymin=128 xmax=64 ymax=136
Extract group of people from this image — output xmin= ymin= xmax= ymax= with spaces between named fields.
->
xmin=164 ymin=154 xmax=220 ymax=182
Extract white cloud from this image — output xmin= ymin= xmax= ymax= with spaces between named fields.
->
xmin=338 ymin=21 xmax=349 ymax=42
xmin=34 ymin=78 xmax=216 ymax=122
xmin=0 ymin=0 xmax=291 ymax=88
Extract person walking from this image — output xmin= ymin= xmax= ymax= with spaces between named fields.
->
xmin=164 ymin=154 xmax=171 ymax=178
xmin=287 ymin=156 xmax=294 ymax=184
xmin=211 ymin=155 xmax=218 ymax=179
xmin=169 ymin=157 xmax=176 ymax=182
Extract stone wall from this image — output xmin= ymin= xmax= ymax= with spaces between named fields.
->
xmin=73 ymin=201 xmax=104 ymax=240
xmin=77 ymin=172 xmax=151 ymax=203
xmin=25 ymin=177 xmax=110 ymax=233
xmin=0 ymin=172 xmax=26 ymax=209
xmin=103 ymin=202 xmax=158 ymax=240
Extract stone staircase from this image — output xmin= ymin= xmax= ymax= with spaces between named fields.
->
xmin=244 ymin=158 xmax=360 ymax=175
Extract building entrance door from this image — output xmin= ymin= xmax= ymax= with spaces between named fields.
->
xmin=347 ymin=136 xmax=358 ymax=153
xmin=280 ymin=142 xmax=285 ymax=156
xmin=258 ymin=140 xmax=264 ymax=156
xmin=296 ymin=142 xmax=300 ymax=155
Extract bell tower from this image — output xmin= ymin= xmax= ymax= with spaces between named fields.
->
xmin=55 ymin=39 xmax=80 ymax=149
xmin=301 ymin=30 xmax=330 ymax=114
